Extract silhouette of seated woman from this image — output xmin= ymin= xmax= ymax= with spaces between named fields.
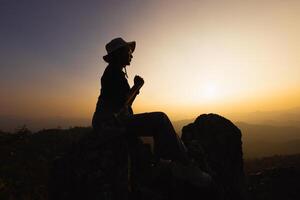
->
xmin=92 ymin=37 xmax=191 ymax=164
xmin=92 ymin=38 xmax=214 ymax=188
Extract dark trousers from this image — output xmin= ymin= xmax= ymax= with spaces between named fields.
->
xmin=124 ymin=112 xmax=188 ymax=163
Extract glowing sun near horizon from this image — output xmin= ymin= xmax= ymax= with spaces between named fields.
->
xmin=201 ymin=84 xmax=219 ymax=101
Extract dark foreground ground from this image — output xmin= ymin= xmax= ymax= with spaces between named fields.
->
xmin=0 ymin=127 xmax=299 ymax=200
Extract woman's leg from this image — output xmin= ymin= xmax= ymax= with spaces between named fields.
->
xmin=125 ymin=112 xmax=214 ymax=189
xmin=124 ymin=112 xmax=188 ymax=163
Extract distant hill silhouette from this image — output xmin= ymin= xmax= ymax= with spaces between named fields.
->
xmin=237 ymin=122 xmax=300 ymax=158
xmin=1 ymin=118 xmax=299 ymax=159
xmin=2 ymin=107 xmax=300 ymax=132
xmin=172 ymin=120 xmax=300 ymax=159
xmin=0 ymin=116 xmax=91 ymax=132
xmin=229 ymin=107 xmax=300 ymax=127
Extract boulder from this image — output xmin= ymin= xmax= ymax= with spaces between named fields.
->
xmin=182 ymin=113 xmax=246 ymax=200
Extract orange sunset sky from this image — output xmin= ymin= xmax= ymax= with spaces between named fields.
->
xmin=1 ymin=0 xmax=300 ymax=126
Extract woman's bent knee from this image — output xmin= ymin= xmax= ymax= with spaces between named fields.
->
xmin=151 ymin=112 xmax=169 ymax=120
xmin=149 ymin=112 xmax=172 ymax=126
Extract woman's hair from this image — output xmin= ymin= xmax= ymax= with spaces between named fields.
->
xmin=103 ymin=46 xmax=128 ymax=63
xmin=103 ymin=53 xmax=114 ymax=63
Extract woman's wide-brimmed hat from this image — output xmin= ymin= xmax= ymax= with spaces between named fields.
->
xmin=103 ymin=37 xmax=136 ymax=61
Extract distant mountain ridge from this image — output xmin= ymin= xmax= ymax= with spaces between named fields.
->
xmin=172 ymin=119 xmax=300 ymax=159
xmin=0 ymin=116 xmax=91 ymax=132
xmin=228 ymin=107 xmax=300 ymax=127
xmin=1 ymin=108 xmax=300 ymax=159
xmin=236 ymin=122 xmax=300 ymax=158
xmin=1 ymin=107 xmax=300 ymax=132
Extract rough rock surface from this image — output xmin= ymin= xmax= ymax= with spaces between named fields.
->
xmin=182 ymin=113 xmax=246 ymax=200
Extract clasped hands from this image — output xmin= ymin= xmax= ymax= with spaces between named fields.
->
xmin=134 ymin=75 xmax=144 ymax=87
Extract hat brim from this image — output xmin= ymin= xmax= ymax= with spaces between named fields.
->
xmin=128 ymin=41 xmax=136 ymax=53
xmin=103 ymin=41 xmax=136 ymax=62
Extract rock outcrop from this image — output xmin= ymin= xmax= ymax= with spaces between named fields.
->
xmin=182 ymin=113 xmax=246 ymax=200
xmin=49 ymin=113 xmax=245 ymax=200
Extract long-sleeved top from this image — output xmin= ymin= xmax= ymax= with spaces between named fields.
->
xmin=92 ymin=64 xmax=133 ymax=128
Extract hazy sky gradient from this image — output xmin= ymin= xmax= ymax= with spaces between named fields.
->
xmin=1 ymin=0 xmax=300 ymax=122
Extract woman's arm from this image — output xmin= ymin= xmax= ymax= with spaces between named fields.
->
xmin=126 ymin=76 xmax=144 ymax=106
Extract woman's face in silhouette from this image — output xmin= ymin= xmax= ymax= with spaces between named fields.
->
xmin=118 ymin=46 xmax=133 ymax=66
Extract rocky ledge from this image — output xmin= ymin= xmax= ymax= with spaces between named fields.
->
xmin=49 ymin=113 xmax=246 ymax=200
